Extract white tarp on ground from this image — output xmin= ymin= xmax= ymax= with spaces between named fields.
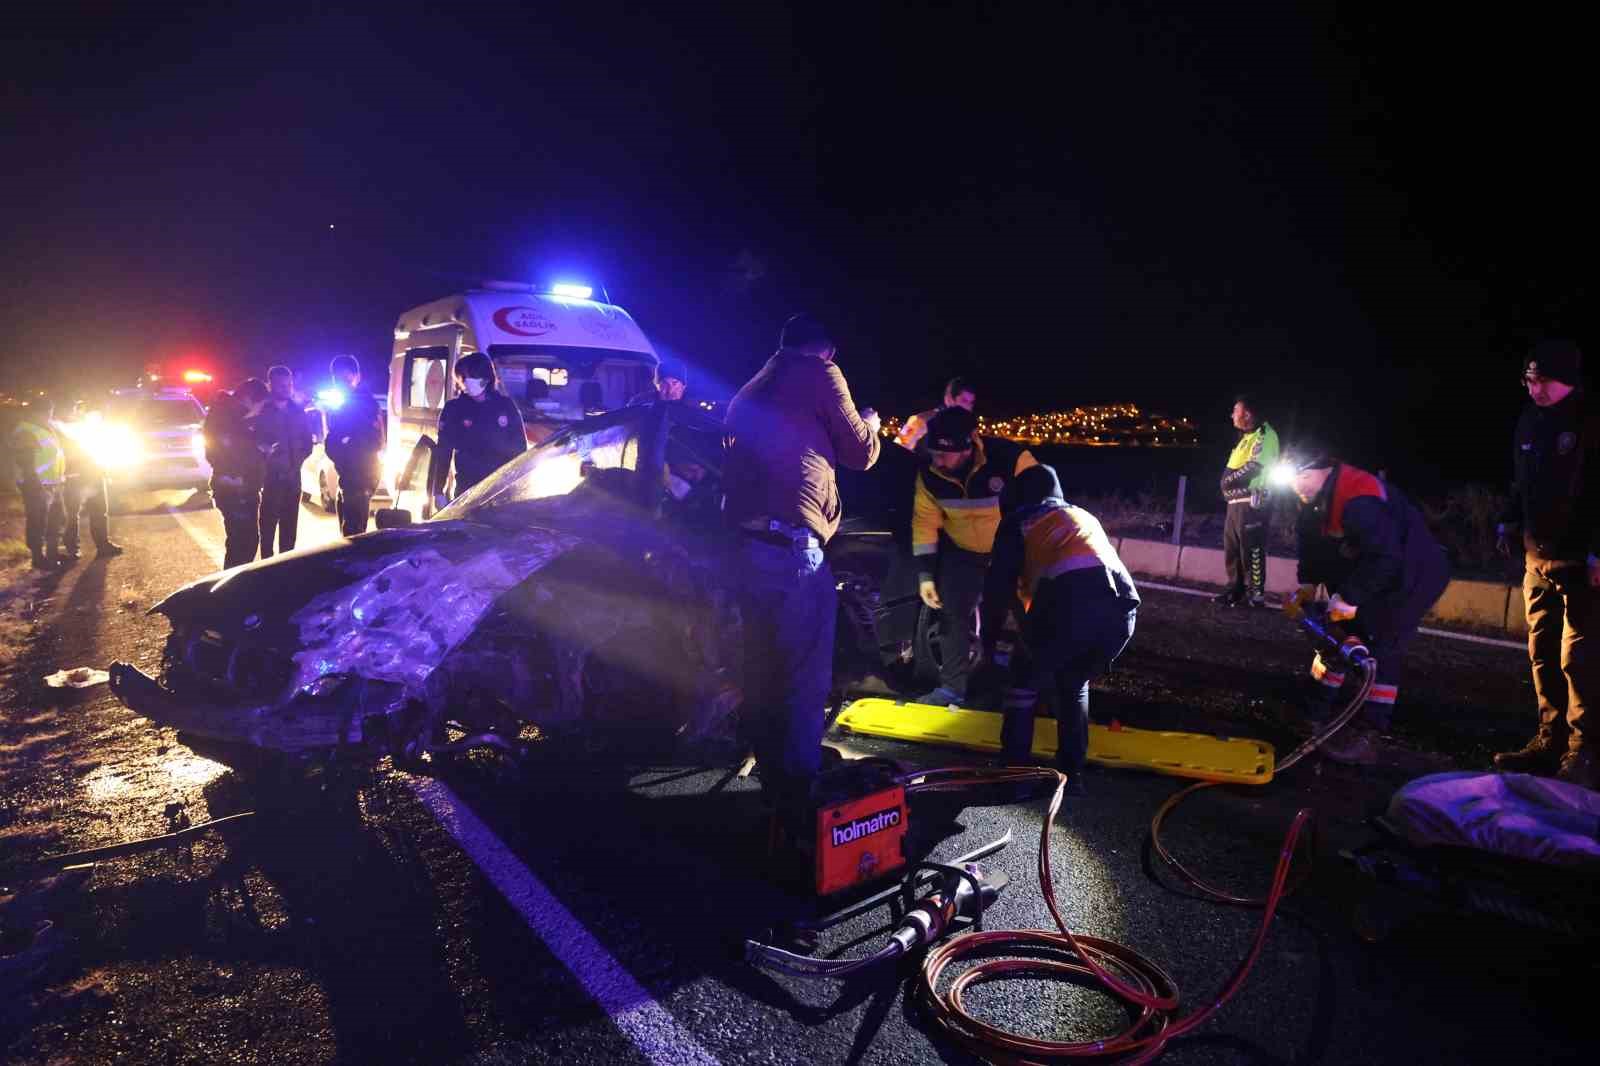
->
xmin=1388 ymin=772 xmax=1600 ymax=868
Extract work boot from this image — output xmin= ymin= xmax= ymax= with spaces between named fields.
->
xmin=64 ymin=547 xmax=81 ymax=561
xmin=1245 ymin=593 xmax=1267 ymax=609
xmin=1214 ymin=590 xmax=1243 ymax=607
xmin=1318 ymin=726 xmax=1379 ymax=766
xmin=97 ymin=542 xmax=124 ymax=558
xmin=1492 ymin=727 xmax=1568 ymax=776
xmin=1555 ymin=745 xmax=1599 ymax=791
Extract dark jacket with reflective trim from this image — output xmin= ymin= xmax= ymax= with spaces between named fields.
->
xmin=1296 ymin=463 xmax=1445 ymax=609
xmin=1502 ymin=389 xmax=1600 ymax=567
xmin=912 ymin=436 xmax=1037 ymax=571
xmin=981 ymin=465 xmax=1139 ymax=657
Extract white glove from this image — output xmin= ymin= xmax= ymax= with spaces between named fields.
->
xmin=860 ymin=407 xmax=881 ymax=434
xmin=1327 ymin=594 xmax=1358 ymax=622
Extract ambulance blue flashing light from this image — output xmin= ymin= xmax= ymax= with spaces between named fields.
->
xmin=549 ymin=282 xmax=594 ymax=299
xmin=317 ymin=387 xmax=347 ymax=410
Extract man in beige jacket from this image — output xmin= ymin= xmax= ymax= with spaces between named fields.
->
xmin=724 ymin=313 xmax=881 ymax=820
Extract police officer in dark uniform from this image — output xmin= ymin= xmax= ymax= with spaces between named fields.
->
xmin=1287 ymin=455 xmax=1449 ymax=765
xmin=324 ymin=355 xmax=385 ymax=536
xmin=203 ymin=378 xmax=269 ymax=568
xmin=1493 ymin=339 xmax=1600 ymax=789
xmin=255 ymin=366 xmax=314 ymax=558
xmin=430 ymin=351 xmax=527 ymax=507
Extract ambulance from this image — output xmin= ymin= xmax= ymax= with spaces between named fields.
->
xmin=383 ymin=282 xmax=660 ymax=501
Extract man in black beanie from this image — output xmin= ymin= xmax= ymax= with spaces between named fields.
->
xmin=1494 ymin=338 xmax=1600 ymax=789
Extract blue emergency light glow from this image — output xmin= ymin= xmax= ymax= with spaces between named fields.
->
xmin=317 ymin=387 xmax=347 ymax=410
xmin=549 ymin=282 xmax=594 ymax=299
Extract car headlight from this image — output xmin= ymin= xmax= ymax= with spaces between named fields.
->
xmin=89 ymin=424 xmax=145 ymax=469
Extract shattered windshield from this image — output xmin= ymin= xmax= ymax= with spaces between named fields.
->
xmin=436 ymin=416 xmax=642 ymax=522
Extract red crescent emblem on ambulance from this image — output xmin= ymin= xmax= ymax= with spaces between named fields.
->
xmin=492 ymin=306 xmax=556 ymax=337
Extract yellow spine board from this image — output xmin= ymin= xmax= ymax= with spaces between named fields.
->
xmin=834 ymin=698 xmax=1274 ymax=785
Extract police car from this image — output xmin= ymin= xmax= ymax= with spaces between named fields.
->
xmin=102 ymin=385 xmax=212 ymax=493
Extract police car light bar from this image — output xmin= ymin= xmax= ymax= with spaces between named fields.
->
xmin=549 ymin=282 xmax=593 ymax=299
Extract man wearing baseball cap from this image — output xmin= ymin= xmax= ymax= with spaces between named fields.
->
xmin=910 ymin=405 xmax=1037 ymax=706
xmin=1494 ymin=338 xmax=1600 ymax=789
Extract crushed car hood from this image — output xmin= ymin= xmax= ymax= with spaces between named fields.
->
xmin=154 ymin=521 xmax=580 ymax=694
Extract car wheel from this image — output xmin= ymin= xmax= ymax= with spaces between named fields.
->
xmin=913 ymin=604 xmax=945 ymax=688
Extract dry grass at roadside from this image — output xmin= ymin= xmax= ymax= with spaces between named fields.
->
xmin=0 ymin=537 xmax=31 ymax=566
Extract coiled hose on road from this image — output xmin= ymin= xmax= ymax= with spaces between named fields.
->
xmin=913 ymin=609 xmax=1378 ymax=1062
xmin=756 ymin=607 xmax=1377 ymax=1062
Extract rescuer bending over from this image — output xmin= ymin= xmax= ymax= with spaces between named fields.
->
xmin=1286 ymin=454 xmax=1449 ymax=765
xmin=975 ymin=464 xmax=1140 ymax=793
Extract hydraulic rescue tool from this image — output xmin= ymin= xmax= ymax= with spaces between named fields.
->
xmin=746 ymin=599 xmax=1382 ymax=1063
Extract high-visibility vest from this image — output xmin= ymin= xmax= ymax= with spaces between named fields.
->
xmin=13 ymin=420 xmax=65 ymax=484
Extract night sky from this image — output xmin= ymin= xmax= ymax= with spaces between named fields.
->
xmin=2 ymin=3 xmax=1589 ymax=490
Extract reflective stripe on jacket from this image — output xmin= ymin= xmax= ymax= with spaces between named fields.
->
xmin=1220 ymin=422 xmax=1279 ymax=502
xmin=13 ymin=421 xmax=65 ymax=484
xmin=912 ymin=436 xmax=1037 ymax=559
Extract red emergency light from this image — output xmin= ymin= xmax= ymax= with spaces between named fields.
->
xmin=183 ymin=369 xmax=213 ymax=384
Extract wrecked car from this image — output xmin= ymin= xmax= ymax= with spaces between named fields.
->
xmin=109 ymin=402 xmax=936 ymax=766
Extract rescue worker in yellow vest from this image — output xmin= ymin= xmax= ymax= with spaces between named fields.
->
xmin=894 ymin=376 xmax=976 ymax=452
xmin=977 ymin=464 xmax=1139 ymax=794
xmin=9 ymin=397 xmax=68 ymax=570
xmin=911 ymin=405 xmax=1037 ymax=705
xmin=1216 ymin=394 xmax=1279 ymax=607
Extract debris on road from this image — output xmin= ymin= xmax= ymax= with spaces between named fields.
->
xmin=44 ymin=667 xmax=110 ymax=689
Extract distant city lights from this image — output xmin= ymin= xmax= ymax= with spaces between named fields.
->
xmin=880 ymin=404 xmax=1199 ymax=448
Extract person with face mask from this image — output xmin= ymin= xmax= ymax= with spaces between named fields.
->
xmin=255 ymin=365 xmax=315 ymax=558
xmin=430 ymin=351 xmax=526 ymax=509
xmin=203 ymin=377 xmax=270 ymax=568
xmin=323 ymin=354 xmax=385 ymax=536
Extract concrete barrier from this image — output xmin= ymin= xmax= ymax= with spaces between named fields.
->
xmin=1505 ymin=581 xmax=1529 ymax=638
xmin=1118 ymin=538 xmax=1180 ymax=580
xmin=1116 ymin=535 xmax=1525 ymax=637
xmin=1425 ymin=580 xmax=1511 ymax=631
xmin=1176 ymin=545 xmax=1228 ymax=586
xmin=1265 ymin=555 xmax=1299 ymax=597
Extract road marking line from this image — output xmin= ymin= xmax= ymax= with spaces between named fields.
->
xmin=161 ymin=505 xmax=721 ymax=1066
xmin=165 ymin=505 xmax=224 ymax=567
xmin=1137 ymin=579 xmax=1524 ymax=651
xmin=409 ymin=778 xmax=722 ymax=1066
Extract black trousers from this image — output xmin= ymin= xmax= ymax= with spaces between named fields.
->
xmin=63 ymin=474 xmax=110 ymax=553
xmin=937 ymin=548 xmax=990 ymax=694
xmin=1223 ymin=501 xmax=1267 ymax=598
xmin=337 ymin=483 xmax=374 ymax=536
xmin=19 ymin=481 xmax=65 ymax=560
xmin=258 ymin=479 xmax=301 ymax=558
xmin=215 ymin=488 xmax=261 ymax=569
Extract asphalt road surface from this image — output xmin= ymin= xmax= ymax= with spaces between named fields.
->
xmin=1 ymin=491 xmax=1592 ymax=1065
